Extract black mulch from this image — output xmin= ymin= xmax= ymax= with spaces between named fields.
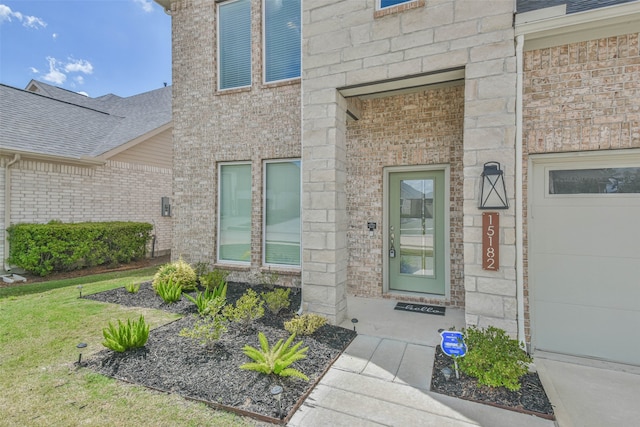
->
xmin=84 ymin=282 xmax=356 ymax=423
xmin=430 ymin=346 xmax=555 ymax=419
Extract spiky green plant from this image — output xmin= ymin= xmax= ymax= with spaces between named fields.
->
xmin=240 ymin=332 xmax=309 ymax=381
xmin=102 ymin=315 xmax=150 ymax=353
xmin=154 ymin=277 xmax=182 ymax=304
xmin=124 ymin=281 xmax=140 ymax=294
xmin=184 ymin=288 xmax=225 ymax=316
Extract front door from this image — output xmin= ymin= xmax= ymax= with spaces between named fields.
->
xmin=388 ymin=170 xmax=445 ymax=295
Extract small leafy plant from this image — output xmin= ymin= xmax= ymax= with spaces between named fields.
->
xmin=180 ymin=296 xmax=228 ymax=346
xmin=102 ymin=315 xmax=150 ymax=353
xmin=261 ymin=288 xmax=291 ymax=315
xmin=456 ymin=325 xmax=532 ymax=391
xmin=154 ymin=277 xmax=182 ymax=304
xmin=152 ymin=257 xmax=197 ymax=291
xmin=240 ymin=332 xmax=309 ymax=381
xmin=223 ymin=289 xmax=265 ymax=329
xmin=284 ymin=313 xmax=327 ymax=336
xmin=124 ymin=281 xmax=140 ymax=294
xmin=200 ymin=268 xmax=229 ymax=292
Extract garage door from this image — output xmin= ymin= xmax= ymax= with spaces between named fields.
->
xmin=530 ymin=153 xmax=640 ymax=365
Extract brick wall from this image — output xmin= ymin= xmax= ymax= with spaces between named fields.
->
xmin=170 ymin=0 xmax=302 ymax=286
xmin=346 ymin=85 xmax=465 ymax=307
xmin=1 ymin=159 xmax=172 ymax=265
xmin=522 ymin=32 xmax=640 ymax=340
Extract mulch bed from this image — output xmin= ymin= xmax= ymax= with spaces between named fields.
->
xmin=430 ymin=346 xmax=555 ymax=419
xmin=84 ymin=282 xmax=356 ymax=423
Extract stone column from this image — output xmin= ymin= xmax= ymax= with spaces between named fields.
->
xmin=301 ymin=89 xmax=349 ymax=325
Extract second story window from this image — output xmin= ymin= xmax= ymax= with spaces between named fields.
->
xmin=218 ymin=0 xmax=252 ymax=90
xmin=378 ymin=0 xmax=416 ymax=9
xmin=264 ymin=0 xmax=301 ymax=83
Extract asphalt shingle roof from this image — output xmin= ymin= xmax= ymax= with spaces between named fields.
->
xmin=517 ymin=0 xmax=639 ymax=14
xmin=0 ymin=81 xmax=171 ymax=160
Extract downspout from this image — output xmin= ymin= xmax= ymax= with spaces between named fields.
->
xmin=515 ymin=35 xmax=526 ymax=349
xmin=4 ymin=154 xmax=20 ymax=271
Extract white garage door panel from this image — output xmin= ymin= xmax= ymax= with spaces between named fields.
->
xmin=534 ymin=253 xmax=640 ymax=310
xmin=532 ymin=205 xmax=640 ymax=257
xmin=535 ymin=301 xmax=640 ymax=365
xmin=531 ymin=155 xmax=640 ymax=365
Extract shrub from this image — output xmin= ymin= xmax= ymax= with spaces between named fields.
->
xmin=180 ymin=296 xmax=227 ymax=345
xmin=261 ymin=288 xmax=291 ymax=315
xmin=102 ymin=315 xmax=150 ymax=353
xmin=152 ymin=258 xmax=197 ymax=291
xmin=223 ymin=289 xmax=264 ymax=329
xmin=284 ymin=313 xmax=327 ymax=336
xmin=456 ymin=326 xmax=532 ymax=391
xmin=7 ymin=221 xmax=152 ymax=276
xmin=154 ymin=277 xmax=182 ymax=304
xmin=240 ymin=332 xmax=309 ymax=381
xmin=125 ymin=282 xmax=140 ymax=294
xmin=200 ymin=268 xmax=229 ymax=292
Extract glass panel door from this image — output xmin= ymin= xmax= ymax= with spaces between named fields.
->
xmin=389 ymin=170 xmax=445 ymax=294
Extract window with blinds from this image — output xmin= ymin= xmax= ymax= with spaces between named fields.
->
xmin=218 ymin=0 xmax=252 ymax=90
xmin=264 ymin=0 xmax=301 ymax=83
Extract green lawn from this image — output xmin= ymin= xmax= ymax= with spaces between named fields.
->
xmin=0 ymin=268 xmax=256 ymax=426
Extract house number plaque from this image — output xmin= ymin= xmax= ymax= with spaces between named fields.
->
xmin=482 ymin=212 xmax=499 ymax=271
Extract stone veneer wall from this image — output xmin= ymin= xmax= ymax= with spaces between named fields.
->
xmin=170 ymin=0 xmax=302 ymax=285
xmin=345 ymin=85 xmax=465 ymax=306
xmin=1 ymin=159 xmax=172 ymax=264
xmin=521 ymin=32 xmax=640 ymax=340
xmin=303 ymin=0 xmax=518 ymax=328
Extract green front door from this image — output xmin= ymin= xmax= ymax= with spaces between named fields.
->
xmin=389 ymin=170 xmax=445 ymax=295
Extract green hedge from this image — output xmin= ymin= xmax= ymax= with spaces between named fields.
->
xmin=7 ymin=221 xmax=153 ymax=276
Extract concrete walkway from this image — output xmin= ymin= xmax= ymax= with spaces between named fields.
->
xmin=287 ymin=296 xmax=640 ymax=426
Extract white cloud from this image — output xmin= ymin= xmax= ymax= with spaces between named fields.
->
xmin=133 ymin=0 xmax=154 ymax=13
xmin=52 ymin=33 xmax=58 ymax=39
xmin=74 ymin=75 xmax=85 ymax=85
xmin=65 ymin=59 xmax=94 ymax=74
xmin=29 ymin=67 xmax=39 ymax=74
xmin=77 ymin=91 xmax=89 ymax=97
xmin=42 ymin=57 xmax=66 ymax=85
xmin=0 ymin=4 xmax=46 ymax=28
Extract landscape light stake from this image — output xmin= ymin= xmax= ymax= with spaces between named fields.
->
xmin=441 ymin=367 xmax=452 ymax=381
xmin=77 ymin=342 xmax=87 ymax=366
xmin=77 ymin=285 xmax=83 ymax=298
xmin=351 ymin=318 xmax=358 ymax=332
xmin=270 ymin=385 xmax=283 ymax=419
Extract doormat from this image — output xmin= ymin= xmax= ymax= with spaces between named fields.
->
xmin=394 ymin=302 xmax=446 ymax=316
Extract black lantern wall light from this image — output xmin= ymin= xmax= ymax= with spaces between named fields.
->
xmin=479 ymin=162 xmax=509 ymax=210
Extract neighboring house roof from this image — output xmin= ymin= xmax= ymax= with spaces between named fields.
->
xmin=0 ymin=80 xmax=171 ymax=161
xmin=517 ymin=0 xmax=639 ymax=14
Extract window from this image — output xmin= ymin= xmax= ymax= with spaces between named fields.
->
xmin=218 ymin=0 xmax=252 ymax=90
xmin=264 ymin=0 xmax=301 ymax=83
xmin=549 ymin=167 xmax=640 ymax=194
xmin=264 ymin=160 xmax=301 ymax=266
xmin=218 ymin=163 xmax=252 ymax=263
xmin=378 ymin=0 xmax=416 ymax=9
